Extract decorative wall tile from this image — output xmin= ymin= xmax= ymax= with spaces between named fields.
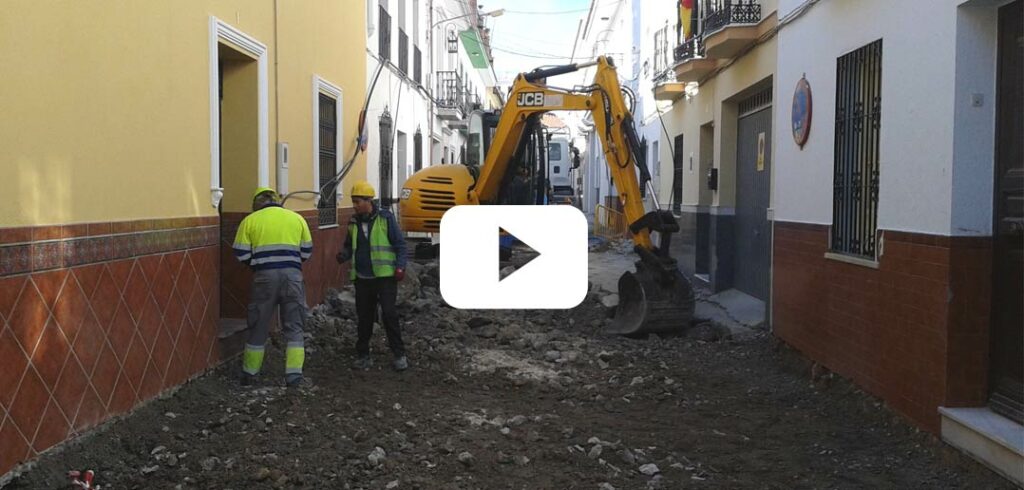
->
xmin=0 ymin=210 xmax=345 ymax=477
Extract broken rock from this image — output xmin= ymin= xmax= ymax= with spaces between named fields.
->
xmin=639 ymin=463 xmax=660 ymax=476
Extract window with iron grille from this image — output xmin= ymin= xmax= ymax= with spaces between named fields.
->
xmin=673 ymin=134 xmax=684 ymax=214
xmin=379 ymin=109 xmax=394 ymax=206
xmin=653 ymin=25 xmax=670 ymax=75
xmin=414 ymin=130 xmax=423 ymax=172
xmin=318 ymin=93 xmax=338 ymax=226
xmin=832 ymin=39 xmax=882 ymax=258
xmin=379 ymin=6 xmax=391 ymax=61
xmin=413 ymin=46 xmax=422 ymax=84
xmin=398 ymin=29 xmax=409 ymax=74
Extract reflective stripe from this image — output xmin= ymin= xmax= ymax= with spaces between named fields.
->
xmin=250 ymin=255 xmax=303 ymax=265
xmin=242 ymin=345 xmax=266 ymax=375
xmin=252 ymin=244 xmax=302 ymax=254
xmin=245 ymin=344 xmax=266 ymax=351
xmin=287 ymin=341 xmax=304 ymax=348
xmin=285 ymin=345 xmax=304 ymax=373
xmin=371 ymin=246 xmax=394 ymax=252
xmin=252 ymin=250 xmax=301 ymax=259
xmin=372 ymin=259 xmax=397 ymax=266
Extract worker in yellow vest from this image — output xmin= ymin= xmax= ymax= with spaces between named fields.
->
xmin=336 ymin=181 xmax=409 ymax=371
xmin=232 ymin=187 xmax=313 ymax=388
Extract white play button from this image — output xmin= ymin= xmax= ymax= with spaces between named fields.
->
xmin=440 ymin=205 xmax=588 ymax=309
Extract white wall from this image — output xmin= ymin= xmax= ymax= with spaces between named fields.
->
xmin=774 ymin=0 xmax=1001 ymax=236
xmin=365 ymin=0 xmax=432 ymax=200
xmin=951 ymin=2 xmax=1001 ymax=235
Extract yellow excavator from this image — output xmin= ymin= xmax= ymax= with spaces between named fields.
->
xmin=399 ymin=57 xmax=695 ymax=335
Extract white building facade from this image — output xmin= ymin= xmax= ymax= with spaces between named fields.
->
xmin=364 ymin=0 xmax=499 ymax=206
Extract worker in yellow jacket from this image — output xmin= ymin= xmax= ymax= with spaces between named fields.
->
xmin=233 ymin=187 xmax=313 ymax=388
xmin=336 ymin=181 xmax=408 ymax=371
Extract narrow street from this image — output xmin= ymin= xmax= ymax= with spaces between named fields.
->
xmin=6 ymin=246 xmax=1011 ymax=489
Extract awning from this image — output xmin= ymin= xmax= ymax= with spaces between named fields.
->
xmin=459 ymin=29 xmax=490 ymax=69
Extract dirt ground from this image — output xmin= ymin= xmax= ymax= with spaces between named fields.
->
xmin=4 ymin=250 xmax=1015 ymax=490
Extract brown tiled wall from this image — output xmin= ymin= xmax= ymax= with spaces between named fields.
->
xmin=0 ymin=218 xmax=221 ymax=476
xmin=772 ymin=221 xmax=993 ymax=433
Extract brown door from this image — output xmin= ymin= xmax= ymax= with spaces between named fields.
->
xmin=990 ymin=0 xmax=1023 ymax=424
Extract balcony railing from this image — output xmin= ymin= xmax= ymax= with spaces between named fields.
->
xmin=398 ymin=29 xmax=408 ymax=74
xmin=674 ymin=37 xmax=705 ymax=63
xmin=436 ymin=71 xmax=464 ymax=113
xmin=704 ymin=1 xmax=762 ymax=35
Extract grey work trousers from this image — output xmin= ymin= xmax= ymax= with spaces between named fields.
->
xmin=244 ymin=268 xmax=308 ymax=378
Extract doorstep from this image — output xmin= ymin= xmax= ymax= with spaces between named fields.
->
xmin=939 ymin=406 xmax=1024 ymax=486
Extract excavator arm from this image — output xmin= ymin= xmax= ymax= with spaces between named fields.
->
xmin=400 ymin=57 xmax=694 ymax=335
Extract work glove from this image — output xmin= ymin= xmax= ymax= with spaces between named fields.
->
xmin=394 ymin=268 xmax=405 ymax=281
xmin=336 ymin=251 xmax=351 ymax=264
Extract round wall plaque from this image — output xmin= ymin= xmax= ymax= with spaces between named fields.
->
xmin=791 ymin=75 xmax=812 ymax=148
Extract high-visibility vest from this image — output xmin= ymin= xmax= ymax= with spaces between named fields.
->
xmin=349 ymin=214 xmax=396 ymax=279
xmin=233 ymin=205 xmax=312 ymax=270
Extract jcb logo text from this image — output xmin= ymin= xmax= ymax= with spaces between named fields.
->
xmin=517 ymin=92 xmax=545 ymax=107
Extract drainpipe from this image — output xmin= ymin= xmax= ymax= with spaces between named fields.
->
xmin=428 ymin=0 xmax=435 ymax=166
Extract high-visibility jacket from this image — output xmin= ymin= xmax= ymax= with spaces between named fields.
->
xmin=232 ymin=204 xmax=313 ymax=270
xmin=349 ymin=214 xmax=397 ymax=280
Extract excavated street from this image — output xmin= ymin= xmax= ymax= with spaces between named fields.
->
xmin=5 ymin=245 xmax=1012 ymax=489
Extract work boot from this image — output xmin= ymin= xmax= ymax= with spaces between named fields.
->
xmin=240 ymin=373 xmax=257 ymax=387
xmin=352 ymin=356 xmax=372 ymax=370
xmin=286 ymin=375 xmax=313 ymax=389
xmin=393 ymin=355 xmax=409 ymax=371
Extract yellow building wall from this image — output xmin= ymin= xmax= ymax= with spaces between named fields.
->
xmin=276 ymin=1 xmax=367 ymax=214
xmin=659 ymin=35 xmax=777 ymax=210
xmin=0 ymin=0 xmax=365 ymax=227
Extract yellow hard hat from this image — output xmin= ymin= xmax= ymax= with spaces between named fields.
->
xmin=351 ymin=180 xmax=376 ymax=198
xmin=252 ymin=186 xmax=278 ymax=201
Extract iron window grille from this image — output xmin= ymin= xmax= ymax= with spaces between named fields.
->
xmin=414 ymin=130 xmax=423 ymax=172
xmin=318 ymin=93 xmax=338 ymax=226
xmin=832 ymin=39 xmax=882 ymax=258
xmin=379 ymin=109 xmax=394 ymax=207
xmin=704 ymin=0 xmax=761 ymax=36
xmin=398 ymin=29 xmax=409 ymax=74
xmin=379 ymin=6 xmax=391 ymax=61
xmin=673 ymin=135 xmax=684 ymax=214
xmin=413 ymin=46 xmax=422 ymax=84
xmin=653 ymin=25 xmax=670 ymax=74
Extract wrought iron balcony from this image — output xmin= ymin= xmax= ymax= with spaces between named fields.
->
xmin=704 ymin=0 xmax=762 ymax=36
xmin=436 ymin=71 xmax=464 ymax=121
xmin=674 ymin=37 xmax=705 ymax=63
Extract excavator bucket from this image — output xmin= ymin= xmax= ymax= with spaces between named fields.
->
xmin=607 ymin=263 xmax=695 ymax=336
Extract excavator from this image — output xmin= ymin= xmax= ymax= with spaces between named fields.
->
xmin=398 ymin=57 xmax=695 ymax=336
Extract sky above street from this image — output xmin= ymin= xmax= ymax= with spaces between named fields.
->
xmin=480 ymin=0 xmax=594 ymax=88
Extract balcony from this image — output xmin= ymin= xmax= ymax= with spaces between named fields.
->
xmin=654 ymin=82 xmax=687 ymax=101
xmin=703 ymin=0 xmax=764 ymax=59
xmin=435 ymin=71 xmax=464 ymax=122
xmin=672 ymin=37 xmax=716 ymax=82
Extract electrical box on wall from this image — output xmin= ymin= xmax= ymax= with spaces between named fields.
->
xmin=277 ymin=142 xmax=289 ymax=195
xmin=707 ymin=167 xmax=718 ymax=191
